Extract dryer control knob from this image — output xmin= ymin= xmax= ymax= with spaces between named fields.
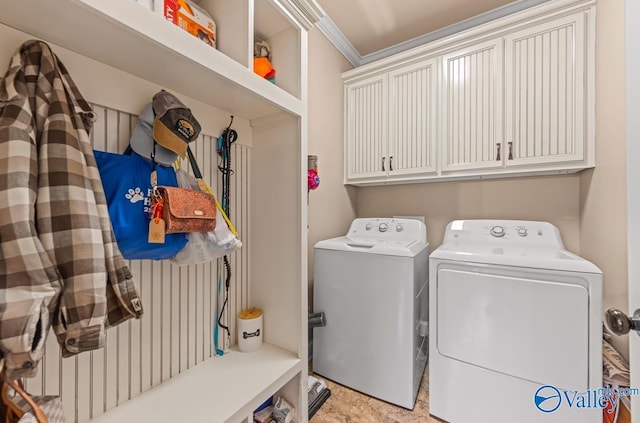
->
xmin=365 ymin=224 xmax=372 ymax=231
xmin=396 ymin=224 xmax=404 ymax=232
xmin=378 ymin=223 xmax=388 ymax=232
xmin=517 ymin=228 xmax=528 ymax=237
xmin=490 ymin=226 xmax=505 ymax=237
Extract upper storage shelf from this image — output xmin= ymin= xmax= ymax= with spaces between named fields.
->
xmin=1 ymin=0 xmax=303 ymax=120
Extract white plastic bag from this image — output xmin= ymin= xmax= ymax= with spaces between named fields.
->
xmin=171 ymin=168 xmax=242 ymax=265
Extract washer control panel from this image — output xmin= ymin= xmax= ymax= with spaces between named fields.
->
xmin=363 ymin=220 xmax=404 ymax=233
xmin=350 ymin=218 xmax=427 ymax=244
xmin=490 ymin=226 xmax=505 ymax=238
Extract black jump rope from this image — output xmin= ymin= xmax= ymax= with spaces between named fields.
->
xmin=215 ymin=117 xmax=237 ymax=350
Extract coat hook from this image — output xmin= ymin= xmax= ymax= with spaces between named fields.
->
xmin=226 ymin=115 xmax=234 ymax=132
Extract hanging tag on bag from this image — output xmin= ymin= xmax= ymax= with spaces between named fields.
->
xmin=149 ymin=218 xmax=166 ymax=243
xmin=148 ymin=188 xmax=166 ymax=244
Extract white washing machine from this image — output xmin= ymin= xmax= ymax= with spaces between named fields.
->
xmin=313 ymin=218 xmax=429 ymax=409
xmin=429 ymin=220 xmax=602 ymax=423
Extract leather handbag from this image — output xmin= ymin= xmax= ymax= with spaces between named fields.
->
xmin=169 ymin=146 xmax=241 ymax=266
xmin=156 ymin=186 xmax=216 ymax=234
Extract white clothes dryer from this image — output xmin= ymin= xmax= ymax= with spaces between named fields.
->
xmin=429 ymin=220 xmax=602 ymax=423
xmin=313 ymin=218 xmax=429 ymax=409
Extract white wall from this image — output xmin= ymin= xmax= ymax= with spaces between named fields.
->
xmin=579 ymin=0 xmax=629 ymax=358
xmin=307 ymin=28 xmax=356 ymax=294
xmin=357 ymin=175 xmax=581 ymax=253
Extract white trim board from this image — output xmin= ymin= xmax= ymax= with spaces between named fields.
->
xmin=316 ymin=0 xmax=552 ymax=67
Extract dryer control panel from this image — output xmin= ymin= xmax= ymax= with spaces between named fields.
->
xmin=348 ymin=218 xmax=427 ymax=244
xmin=443 ymin=220 xmax=565 ymax=249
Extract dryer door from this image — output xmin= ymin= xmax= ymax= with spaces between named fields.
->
xmin=436 ymin=264 xmax=590 ymax=390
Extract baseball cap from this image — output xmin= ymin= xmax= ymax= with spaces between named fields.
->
xmin=129 ymin=103 xmax=179 ymax=166
xmin=152 ymin=90 xmax=201 ymax=158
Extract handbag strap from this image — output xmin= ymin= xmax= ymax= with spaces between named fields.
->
xmin=186 ymin=146 xmax=238 ymax=236
xmin=186 ymin=146 xmax=208 ymax=193
xmin=0 ymin=370 xmax=48 ymax=423
xmin=150 ymin=140 xmax=159 ymax=188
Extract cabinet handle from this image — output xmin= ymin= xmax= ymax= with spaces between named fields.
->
xmin=382 ymin=156 xmax=386 ymax=172
xmin=389 ymin=156 xmax=393 ymax=171
xmin=508 ymin=142 xmax=514 ymax=160
xmin=495 ymin=143 xmax=501 ymax=161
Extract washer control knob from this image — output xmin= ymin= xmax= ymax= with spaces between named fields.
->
xmin=396 ymin=224 xmax=404 ymax=232
xmin=365 ymin=224 xmax=372 ymax=231
xmin=490 ymin=226 xmax=505 ymax=237
xmin=378 ymin=223 xmax=388 ymax=232
xmin=517 ymin=228 xmax=528 ymax=237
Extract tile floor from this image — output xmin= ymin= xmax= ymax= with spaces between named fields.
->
xmin=310 ymin=369 xmax=444 ymax=423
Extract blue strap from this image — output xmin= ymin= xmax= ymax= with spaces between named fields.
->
xmin=214 ymin=269 xmax=225 ymax=356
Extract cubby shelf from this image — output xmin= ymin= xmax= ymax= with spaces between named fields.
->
xmin=89 ymin=344 xmax=302 ymax=423
xmin=1 ymin=0 xmax=303 ymax=120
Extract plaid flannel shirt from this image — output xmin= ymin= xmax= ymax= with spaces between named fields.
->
xmin=0 ymin=40 xmax=143 ymax=379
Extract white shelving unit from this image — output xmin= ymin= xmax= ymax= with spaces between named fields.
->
xmin=1 ymin=0 xmax=302 ymax=120
xmin=89 ymin=345 xmax=300 ymax=423
xmin=0 ymin=0 xmax=310 ymax=422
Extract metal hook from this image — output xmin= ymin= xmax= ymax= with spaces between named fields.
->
xmin=225 ymin=115 xmax=234 ymax=132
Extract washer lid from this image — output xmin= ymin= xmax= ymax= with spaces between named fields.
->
xmin=314 ymin=236 xmax=427 ymax=257
xmin=314 ymin=217 xmax=429 ymax=257
xmin=431 ymin=220 xmax=601 ymax=274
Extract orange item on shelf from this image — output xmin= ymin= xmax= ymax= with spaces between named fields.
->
xmin=155 ymin=0 xmax=216 ymax=48
xmin=254 ymin=57 xmax=273 ymax=78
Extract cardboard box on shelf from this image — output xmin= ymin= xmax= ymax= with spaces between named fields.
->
xmin=155 ymin=0 xmax=216 ymax=48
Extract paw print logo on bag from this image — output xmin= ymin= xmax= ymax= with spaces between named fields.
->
xmin=125 ymin=187 xmax=144 ymax=203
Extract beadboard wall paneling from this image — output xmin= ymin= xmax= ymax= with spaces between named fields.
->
xmin=23 ymin=105 xmax=250 ymax=423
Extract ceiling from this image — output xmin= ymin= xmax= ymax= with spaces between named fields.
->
xmin=313 ymin=0 xmax=551 ymax=66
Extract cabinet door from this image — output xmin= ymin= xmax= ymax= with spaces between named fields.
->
xmin=388 ymin=58 xmax=438 ymax=178
xmin=441 ymin=38 xmax=504 ymax=172
xmin=344 ymin=74 xmax=388 ymax=182
xmin=504 ymin=13 xmax=587 ymax=167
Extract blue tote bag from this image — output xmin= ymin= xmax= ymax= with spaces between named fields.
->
xmin=94 ymin=149 xmax=187 ymax=260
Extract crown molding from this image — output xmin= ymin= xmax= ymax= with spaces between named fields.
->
xmin=315 ymin=0 xmax=553 ymax=67
xmin=277 ymin=0 xmax=327 ymax=31
xmin=315 ymin=16 xmax=361 ymax=66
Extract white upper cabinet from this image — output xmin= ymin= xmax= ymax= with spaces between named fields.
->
xmin=388 ymin=58 xmax=438 ymax=178
xmin=345 ymin=57 xmax=438 ymax=184
xmin=343 ymin=0 xmax=595 ymax=186
xmin=345 ymin=73 xmax=389 ymax=182
xmin=441 ymin=38 xmax=504 ymax=173
xmin=504 ymin=12 xmax=588 ymax=168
